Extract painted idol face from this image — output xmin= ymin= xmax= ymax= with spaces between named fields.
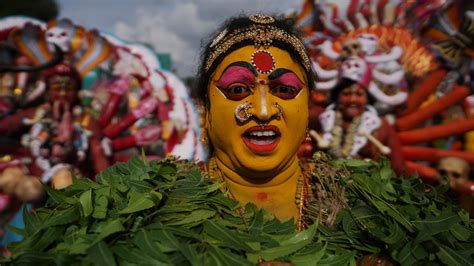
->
xmin=206 ymin=45 xmax=309 ymax=178
xmin=338 ymin=84 xmax=368 ymax=120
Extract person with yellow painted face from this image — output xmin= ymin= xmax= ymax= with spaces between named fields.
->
xmin=194 ymin=14 xmax=315 ymax=228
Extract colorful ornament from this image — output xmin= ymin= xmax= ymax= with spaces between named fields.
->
xmin=234 ymin=101 xmax=253 ymax=123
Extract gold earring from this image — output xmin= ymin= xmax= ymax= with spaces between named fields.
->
xmin=199 ymin=104 xmax=210 ymax=146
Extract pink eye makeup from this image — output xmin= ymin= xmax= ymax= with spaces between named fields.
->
xmin=268 ymin=71 xmax=304 ymax=99
xmin=213 ymin=64 xmax=305 ymax=101
xmin=215 ymin=64 xmax=256 ymax=101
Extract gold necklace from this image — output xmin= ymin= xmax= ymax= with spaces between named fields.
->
xmin=207 ymin=157 xmax=309 ymax=232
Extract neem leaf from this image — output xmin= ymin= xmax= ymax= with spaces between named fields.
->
xmin=127 ymin=156 xmax=151 ymax=180
xmin=413 ymin=211 xmax=461 ymax=243
xmin=125 ymin=179 xmax=154 ymax=193
xmin=87 ymin=240 xmax=116 ymax=266
xmin=449 ymin=223 xmax=471 ymax=242
xmin=43 ymin=207 xmax=80 ymax=227
xmin=42 ymin=184 xmax=76 ymax=205
xmin=118 ymin=191 xmax=161 ymax=214
xmin=27 ymin=226 xmax=64 ymax=251
xmin=79 ymin=189 xmax=93 ymax=217
xmin=69 ymin=235 xmax=94 ymax=254
xmin=10 ymin=252 xmax=55 ymax=265
xmin=396 ymin=241 xmax=417 ymax=266
xmin=315 ymin=250 xmax=356 ymax=266
xmin=208 ymin=245 xmax=252 ymax=266
xmin=93 ymin=219 xmax=125 ymax=244
xmin=411 ymin=243 xmax=429 ymax=260
xmin=437 ymin=243 xmax=473 ymax=265
xmin=263 ymin=219 xmax=296 ymax=235
xmin=207 ymin=194 xmax=240 ymax=210
xmin=92 ymin=194 xmax=108 ymax=219
xmin=159 ymin=231 xmax=187 ymax=254
xmin=380 ymin=163 xmax=393 ymax=181
xmin=132 ymin=229 xmax=169 ymax=262
xmin=22 ymin=206 xmax=41 ymax=237
xmin=167 ymin=209 xmax=216 ymax=226
xmin=70 ymin=177 xmax=101 ymax=190
xmin=381 ymin=221 xmax=405 ymax=245
xmin=179 ymin=243 xmax=202 ymax=265
xmin=281 ymin=223 xmax=317 ymax=246
xmin=154 ymin=162 xmax=177 ymax=180
xmin=112 ymin=244 xmax=160 ymax=264
xmin=247 ymin=223 xmax=317 ymax=261
xmin=204 ymin=220 xmax=254 ymax=252
xmin=289 ymin=243 xmax=327 ymax=266
xmin=249 ymin=210 xmax=264 ymax=235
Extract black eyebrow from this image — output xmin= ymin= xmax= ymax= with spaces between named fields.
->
xmin=222 ymin=61 xmax=257 ymax=76
xmin=268 ymin=68 xmax=291 ymax=80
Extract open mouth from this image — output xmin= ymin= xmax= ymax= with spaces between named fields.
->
xmin=242 ymin=125 xmax=281 ymax=153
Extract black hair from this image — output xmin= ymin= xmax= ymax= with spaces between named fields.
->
xmin=194 ymin=14 xmax=315 ymax=108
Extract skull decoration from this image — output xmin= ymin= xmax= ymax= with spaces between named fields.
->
xmin=45 ymin=26 xmax=71 ymax=52
xmin=438 ymin=157 xmax=470 ymax=185
xmin=357 ymin=33 xmax=379 ymax=55
xmin=341 ymin=39 xmax=362 ymax=58
xmin=341 ymin=56 xmax=368 ymax=81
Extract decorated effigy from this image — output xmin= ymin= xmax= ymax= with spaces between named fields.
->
xmin=1 ymin=13 xmax=472 ymax=265
xmin=295 ymin=0 xmax=474 ymax=196
xmin=0 ymin=16 xmax=203 ymax=246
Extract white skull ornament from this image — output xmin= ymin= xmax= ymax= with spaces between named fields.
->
xmin=357 ymin=33 xmax=379 ymax=56
xmin=438 ymin=157 xmax=470 ymax=186
xmin=46 ymin=27 xmax=71 ymax=52
xmin=341 ymin=56 xmax=368 ymax=82
xmin=341 ymin=39 xmax=362 ymax=59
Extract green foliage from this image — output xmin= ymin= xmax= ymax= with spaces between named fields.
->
xmin=4 ymin=156 xmax=473 ymax=265
xmin=5 ymin=157 xmax=352 ymax=265
xmin=325 ymin=158 xmax=474 ymax=265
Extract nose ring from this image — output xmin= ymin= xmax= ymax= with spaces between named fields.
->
xmin=235 ymin=101 xmax=253 ymax=123
xmin=273 ymin=102 xmax=283 ymax=120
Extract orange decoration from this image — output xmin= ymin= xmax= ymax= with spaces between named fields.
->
xmin=396 ymin=85 xmax=470 ymax=131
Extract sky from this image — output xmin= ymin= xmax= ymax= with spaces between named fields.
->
xmin=57 ymin=0 xmax=305 ymax=78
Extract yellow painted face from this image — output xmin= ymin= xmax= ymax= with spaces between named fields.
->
xmin=206 ymin=45 xmax=309 ymax=178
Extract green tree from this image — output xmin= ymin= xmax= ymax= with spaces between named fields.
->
xmin=0 ymin=0 xmax=58 ymax=22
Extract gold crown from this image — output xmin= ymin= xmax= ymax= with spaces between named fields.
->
xmin=205 ymin=19 xmax=312 ymax=73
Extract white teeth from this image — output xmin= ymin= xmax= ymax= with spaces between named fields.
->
xmin=249 ymin=130 xmax=276 ymax=137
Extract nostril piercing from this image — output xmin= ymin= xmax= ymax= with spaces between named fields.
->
xmin=235 ymin=101 xmax=253 ymax=123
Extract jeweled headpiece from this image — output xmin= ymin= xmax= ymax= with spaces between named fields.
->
xmin=205 ymin=14 xmax=312 ymax=73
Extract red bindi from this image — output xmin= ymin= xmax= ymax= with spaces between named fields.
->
xmin=251 ymin=50 xmax=275 ymax=74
